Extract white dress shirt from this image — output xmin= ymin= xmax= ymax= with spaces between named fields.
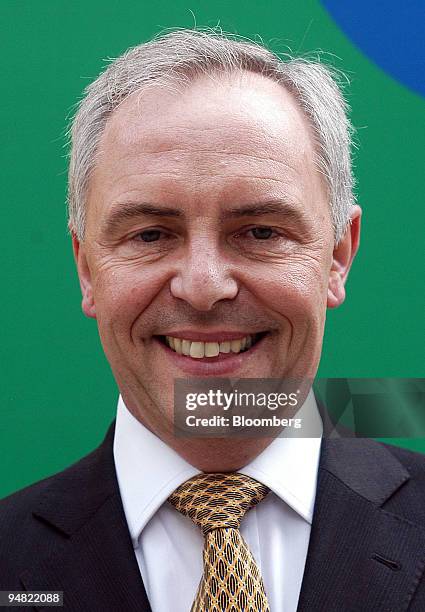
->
xmin=113 ymin=392 xmax=322 ymax=612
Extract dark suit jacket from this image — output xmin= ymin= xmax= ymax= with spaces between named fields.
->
xmin=1 ymin=421 xmax=425 ymax=611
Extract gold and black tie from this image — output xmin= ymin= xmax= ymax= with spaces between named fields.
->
xmin=168 ymin=473 xmax=271 ymax=612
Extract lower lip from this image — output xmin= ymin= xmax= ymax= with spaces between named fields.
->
xmin=153 ymin=336 xmax=267 ymax=376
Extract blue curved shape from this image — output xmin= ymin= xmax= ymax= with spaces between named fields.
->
xmin=321 ymin=0 xmax=425 ymax=97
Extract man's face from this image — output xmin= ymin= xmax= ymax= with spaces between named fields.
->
xmin=73 ymin=71 xmax=359 ymax=450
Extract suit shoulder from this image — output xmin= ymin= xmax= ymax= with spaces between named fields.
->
xmin=381 ymin=442 xmax=425 ymax=476
xmin=0 ymin=445 xmax=98 ymax=523
xmin=378 ymin=441 xmax=425 ymax=525
xmin=0 ymin=423 xmax=115 ymax=585
xmin=0 ymin=417 xmax=115 ymax=530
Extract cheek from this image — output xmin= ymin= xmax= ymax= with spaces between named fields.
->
xmin=92 ymin=264 xmax=169 ymax=327
xmin=248 ymin=260 xmax=329 ymax=322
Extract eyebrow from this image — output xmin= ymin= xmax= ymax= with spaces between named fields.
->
xmin=221 ymin=201 xmax=308 ymax=225
xmin=101 ymin=198 xmax=309 ymax=236
xmin=102 ymin=202 xmax=184 ymax=236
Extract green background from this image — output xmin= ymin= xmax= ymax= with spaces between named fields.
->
xmin=1 ymin=0 xmax=424 ymax=498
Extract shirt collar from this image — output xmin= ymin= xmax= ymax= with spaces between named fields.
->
xmin=113 ymin=395 xmax=200 ymax=547
xmin=113 ymin=390 xmax=322 ymax=547
xmin=238 ymin=390 xmax=322 ymax=523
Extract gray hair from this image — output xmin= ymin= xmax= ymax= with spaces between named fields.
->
xmin=67 ymin=28 xmax=356 ymax=243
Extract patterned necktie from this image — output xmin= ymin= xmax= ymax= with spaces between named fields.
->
xmin=168 ymin=473 xmax=271 ymax=612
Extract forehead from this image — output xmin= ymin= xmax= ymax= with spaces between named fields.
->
xmin=87 ymin=70 xmax=327 ymax=224
xmin=100 ymin=70 xmax=315 ymax=161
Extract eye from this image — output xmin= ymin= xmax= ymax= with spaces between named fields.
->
xmin=128 ymin=227 xmax=178 ymax=251
xmin=249 ymin=226 xmax=276 ymax=240
xmin=136 ymin=229 xmax=162 ymax=242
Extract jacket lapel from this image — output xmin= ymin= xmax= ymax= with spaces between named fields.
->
xmin=19 ymin=422 xmax=151 ymax=612
xmin=297 ymin=438 xmax=425 ymax=611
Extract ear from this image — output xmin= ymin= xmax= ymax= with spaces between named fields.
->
xmin=327 ymin=205 xmax=362 ymax=309
xmin=71 ymin=230 xmax=96 ymax=319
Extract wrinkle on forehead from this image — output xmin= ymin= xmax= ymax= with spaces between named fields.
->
xmin=97 ymin=70 xmax=317 ymax=160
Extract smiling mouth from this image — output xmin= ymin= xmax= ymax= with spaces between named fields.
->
xmin=156 ymin=332 xmax=268 ymax=359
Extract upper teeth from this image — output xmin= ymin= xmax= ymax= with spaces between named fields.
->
xmin=165 ymin=335 xmax=253 ymax=358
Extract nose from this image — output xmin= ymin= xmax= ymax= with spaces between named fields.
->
xmin=170 ymin=241 xmax=239 ymax=311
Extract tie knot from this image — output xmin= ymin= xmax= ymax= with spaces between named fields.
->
xmin=168 ymin=473 xmax=269 ymax=535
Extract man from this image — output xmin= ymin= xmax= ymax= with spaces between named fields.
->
xmin=1 ymin=29 xmax=425 ymax=611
